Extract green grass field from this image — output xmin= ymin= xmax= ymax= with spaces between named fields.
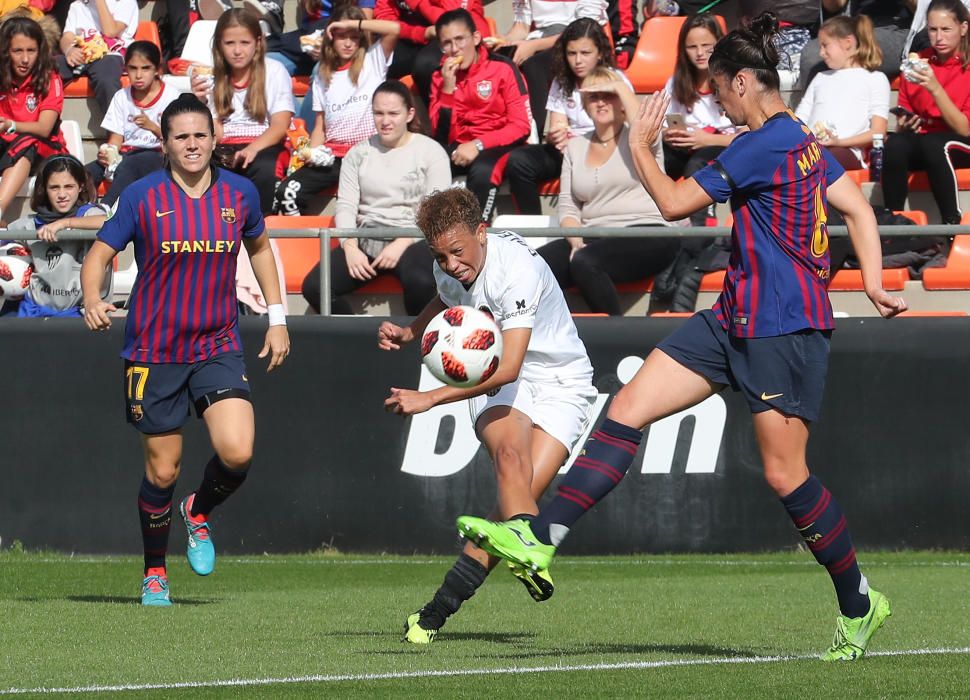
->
xmin=1 ymin=549 xmax=969 ymax=697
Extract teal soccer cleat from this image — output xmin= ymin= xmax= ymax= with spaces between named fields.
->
xmin=141 ymin=569 xmax=172 ymax=607
xmin=180 ymin=494 xmax=215 ymax=576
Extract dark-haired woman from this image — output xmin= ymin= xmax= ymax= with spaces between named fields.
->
xmin=0 ymin=16 xmax=68 ymax=222
xmin=80 ymin=94 xmax=290 ymax=607
xmin=88 ymin=40 xmax=180 ymax=207
xmin=301 ymin=80 xmax=450 ymax=314
xmin=457 ymin=13 xmax=907 ymax=662
xmin=504 ymin=17 xmax=628 ymax=215
xmin=882 ymin=0 xmax=970 ymax=224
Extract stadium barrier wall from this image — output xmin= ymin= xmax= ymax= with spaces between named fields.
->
xmin=4 ymin=316 xmax=969 ymax=554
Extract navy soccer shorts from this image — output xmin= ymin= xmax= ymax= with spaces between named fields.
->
xmin=656 ymin=309 xmax=831 ymax=422
xmin=123 ymin=351 xmax=252 ymax=434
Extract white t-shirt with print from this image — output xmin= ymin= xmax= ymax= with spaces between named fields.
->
xmin=65 ymin=0 xmax=139 ymax=49
xmin=434 ymin=231 xmax=593 ymax=386
xmin=312 ymin=43 xmax=392 ymax=153
xmin=216 ymin=58 xmax=296 ymax=142
xmin=101 ymin=83 xmax=181 ymax=149
xmin=547 ymin=71 xmax=634 ymax=137
xmin=662 ymin=77 xmax=735 ymax=133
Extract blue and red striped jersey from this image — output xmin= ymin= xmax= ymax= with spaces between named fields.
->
xmin=98 ymin=167 xmax=265 ymax=363
xmin=693 ymin=110 xmax=844 ymax=338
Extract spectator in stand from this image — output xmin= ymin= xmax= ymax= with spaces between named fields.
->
xmin=883 ymin=0 xmax=970 ymax=224
xmin=376 ymin=0 xmax=488 ymax=105
xmin=493 ymin=0 xmax=607 ymax=137
xmin=799 ymin=1 xmax=917 ymax=90
xmin=608 ymin=0 xmax=639 ymax=69
xmin=0 ymin=17 xmax=68 ymax=223
xmin=739 ymin=0 xmax=820 ymax=86
xmin=302 ymin=80 xmax=449 ymax=314
xmin=266 ymin=0 xmax=358 ymax=78
xmin=192 ymin=9 xmax=295 ymax=214
xmin=162 ymin=0 xmax=232 ymax=64
xmin=57 ymin=0 xmax=138 ymax=112
xmin=505 ymin=18 xmax=629 ymax=215
xmin=275 ymin=9 xmax=397 ymax=216
xmin=431 ymin=9 xmax=532 ymax=220
xmin=662 ymin=13 xmax=739 ymax=226
xmin=538 ymin=67 xmax=679 ymax=316
xmin=88 ymin=41 xmax=181 ymax=206
xmin=795 ymin=15 xmax=889 ymax=171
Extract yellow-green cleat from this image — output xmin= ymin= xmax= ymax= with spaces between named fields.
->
xmin=456 ymin=516 xmax=556 ymax=572
xmin=821 ymin=589 xmax=892 ymax=661
xmin=403 ymin=611 xmax=437 ymax=644
xmin=508 ymin=561 xmax=554 ymax=602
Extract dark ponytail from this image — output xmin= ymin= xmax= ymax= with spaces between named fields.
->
xmin=708 ymin=11 xmax=780 ymax=91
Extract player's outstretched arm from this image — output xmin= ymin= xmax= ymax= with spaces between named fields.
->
xmin=244 ymin=233 xmax=291 ymax=371
xmin=385 ymin=327 xmax=531 ymax=415
xmin=378 ymin=296 xmax=447 ymax=351
xmin=827 ymin=174 xmax=907 ymax=318
xmin=80 ymin=240 xmax=118 ymax=331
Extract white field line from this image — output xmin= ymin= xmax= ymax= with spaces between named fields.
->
xmin=1 ymin=647 xmax=969 ymax=695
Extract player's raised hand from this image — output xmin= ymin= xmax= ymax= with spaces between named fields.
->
xmin=378 ymin=321 xmax=413 ymax=351
xmin=868 ymin=289 xmax=908 ymax=318
xmin=630 ymin=91 xmax=670 ymax=150
xmin=384 ymin=387 xmax=434 ymax=415
xmin=83 ymin=299 xmax=117 ymax=331
xmin=259 ymin=325 xmax=290 ymax=372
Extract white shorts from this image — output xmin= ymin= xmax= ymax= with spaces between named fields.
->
xmin=469 ymin=378 xmax=598 ymax=452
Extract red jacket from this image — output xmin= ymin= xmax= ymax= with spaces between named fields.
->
xmin=898 ymin=49 xmax=970 ymax=134
xmin=430 ymin=45 xmax=532 ymax=149
xmin=374 ymin=0 xmax=490 ymax=45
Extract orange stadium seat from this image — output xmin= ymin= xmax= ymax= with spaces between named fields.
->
xmin=486 ymin=16 xmax=498 ymax=38
xmin=292 ymin=75 xmax=311 ymax=97
xmin=625 ymin=15 xmax=728 ymax=94
xmin=923 ymin=212 xmax=970 ymax=289
xmin=65 ymin=22 xmax=163 ymax=98
xmin=267 ymin=215 xmax=334 ymax=294
xmin=908 ymin=169 xmax=970 ymax=190
xmin=829 ymin=210 xmax=926 ymax=291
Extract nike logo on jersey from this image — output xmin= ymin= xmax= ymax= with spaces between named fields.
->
xmin=156 ymin=209 xmax=175 ymax=218
xmin=760 ymin=392 xmax=784 ymax=401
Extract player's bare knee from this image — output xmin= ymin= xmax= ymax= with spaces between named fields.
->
xmin=492 ymin=445 xmax=529 ymax=483
xmin=145 ymin=462 xmax=179 ymax=489
xmin=606 ymin=386 xmax=640 ymax=426
xmin=217 ymin=447 xmax=252 ymax=471
xmin=762 ymin=459 xmax=807 ymax=497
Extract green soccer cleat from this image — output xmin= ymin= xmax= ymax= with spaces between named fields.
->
xmin=403 ymin=611 xmax=437 ymax=645
xmin=508 ymin=561 xmax=554 ymax=602
xmin=456 ymin=516 xmax=556 ymax=572
xmin=141 ymin=570 xmax=172 ymax=607
xmin=821 ymin=589 xmax=892 ymax=661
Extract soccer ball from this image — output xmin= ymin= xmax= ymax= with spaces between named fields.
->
xmin=0 ymin=242 xmax=32 ymax=302
xmin=421 ymin=305 xmax=503 ymax=388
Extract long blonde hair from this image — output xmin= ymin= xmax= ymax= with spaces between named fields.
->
xmin=212 ymin=9 xmax=268 ymax=124
xmin=320 ymin=5 xmax=371 ymax=86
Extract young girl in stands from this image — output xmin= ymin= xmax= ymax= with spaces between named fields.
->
xmin=882 ymin=0 xmax=970 ymax=224
xmin=9 ymin=155 xmax=108 ymax=317
xmin=274 ymin=7 xmax=397 ymax=216
xmin=795 ymin=15 xmax=889 ymax=172
xmin=504 ymin=18 xmax=630 ymax=215
xmin=192 ymin=9 xmax=295 ymax=214
xmin=301 ymin=80 xmax=449 ymax=314
xmin=89 ymin=40 xmax=180 ymax=207
xmin=0 ymin=17 xmax=68 ymax=224
xmin=662 ymin=13 xmax=738 ymax=226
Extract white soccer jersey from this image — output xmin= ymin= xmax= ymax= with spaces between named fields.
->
xmin=65 ymin=0 xmax=139 ymax=49
xmin=217 ymin=58 xmax=295 ymax=142
xmin=101 ymin=83 xmax=180 ymax=149
xmin=434 ymin=231 xmax=593 ymax=386
xmin=663 ymin=77 xmax=735 ymax=133
xmin=312 ymin=43 xmax=392 ymax=155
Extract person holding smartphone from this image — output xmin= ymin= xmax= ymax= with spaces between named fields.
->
xmin=882 ymin=0 xmax=970 ymax=224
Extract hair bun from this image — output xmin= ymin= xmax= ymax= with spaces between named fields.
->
xmin=744 ymin=11 xmax=780 ymax=69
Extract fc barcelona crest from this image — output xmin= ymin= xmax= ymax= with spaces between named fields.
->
xmin=221 ymin=207 xmax=236 ymax=223
xmin=130 ymin=404 xmax=144 ymax=422
xmin=476 ymin=80 xmax=492 ymax=99
xmin=25 ymin=94 xmax=36 ymax=112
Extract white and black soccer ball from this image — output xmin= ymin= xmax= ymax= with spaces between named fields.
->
xmin=0 ymin=242 xmax=32 ymax=302
xmin=421 ymin=305 xmax=503 ymax=388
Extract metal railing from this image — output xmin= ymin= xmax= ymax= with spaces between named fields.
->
xmin=18 ymin=223 xmax=970 ymax=315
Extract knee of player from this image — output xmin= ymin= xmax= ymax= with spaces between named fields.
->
xmin=216 ymin=446 xmax=253 ymax=471
xmin=605 ymin=385 xmax=640 ymax=426
xmin=145 ymin=463 xmax=180 ymax=489
xmin=492 ymin=445 xmax=530 ymax=479
xmin=761 ymin=459 xmax=808 ymax=497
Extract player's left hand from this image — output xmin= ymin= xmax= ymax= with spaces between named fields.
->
xmin=384 ymin=387 xmax=435 ymax=415
xmin=868 ymin=288 xmax=908 ymax=318
xmin=630 ymin=91 xmax=670 ymax=150
xmin=259 ymin=325 xmax=290 ymax=372
xmin=234 ymin=144 xmax=260 ymax=170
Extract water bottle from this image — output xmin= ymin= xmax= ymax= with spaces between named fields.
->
xmin=869 ymin=133 xmax=884 ymax=183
